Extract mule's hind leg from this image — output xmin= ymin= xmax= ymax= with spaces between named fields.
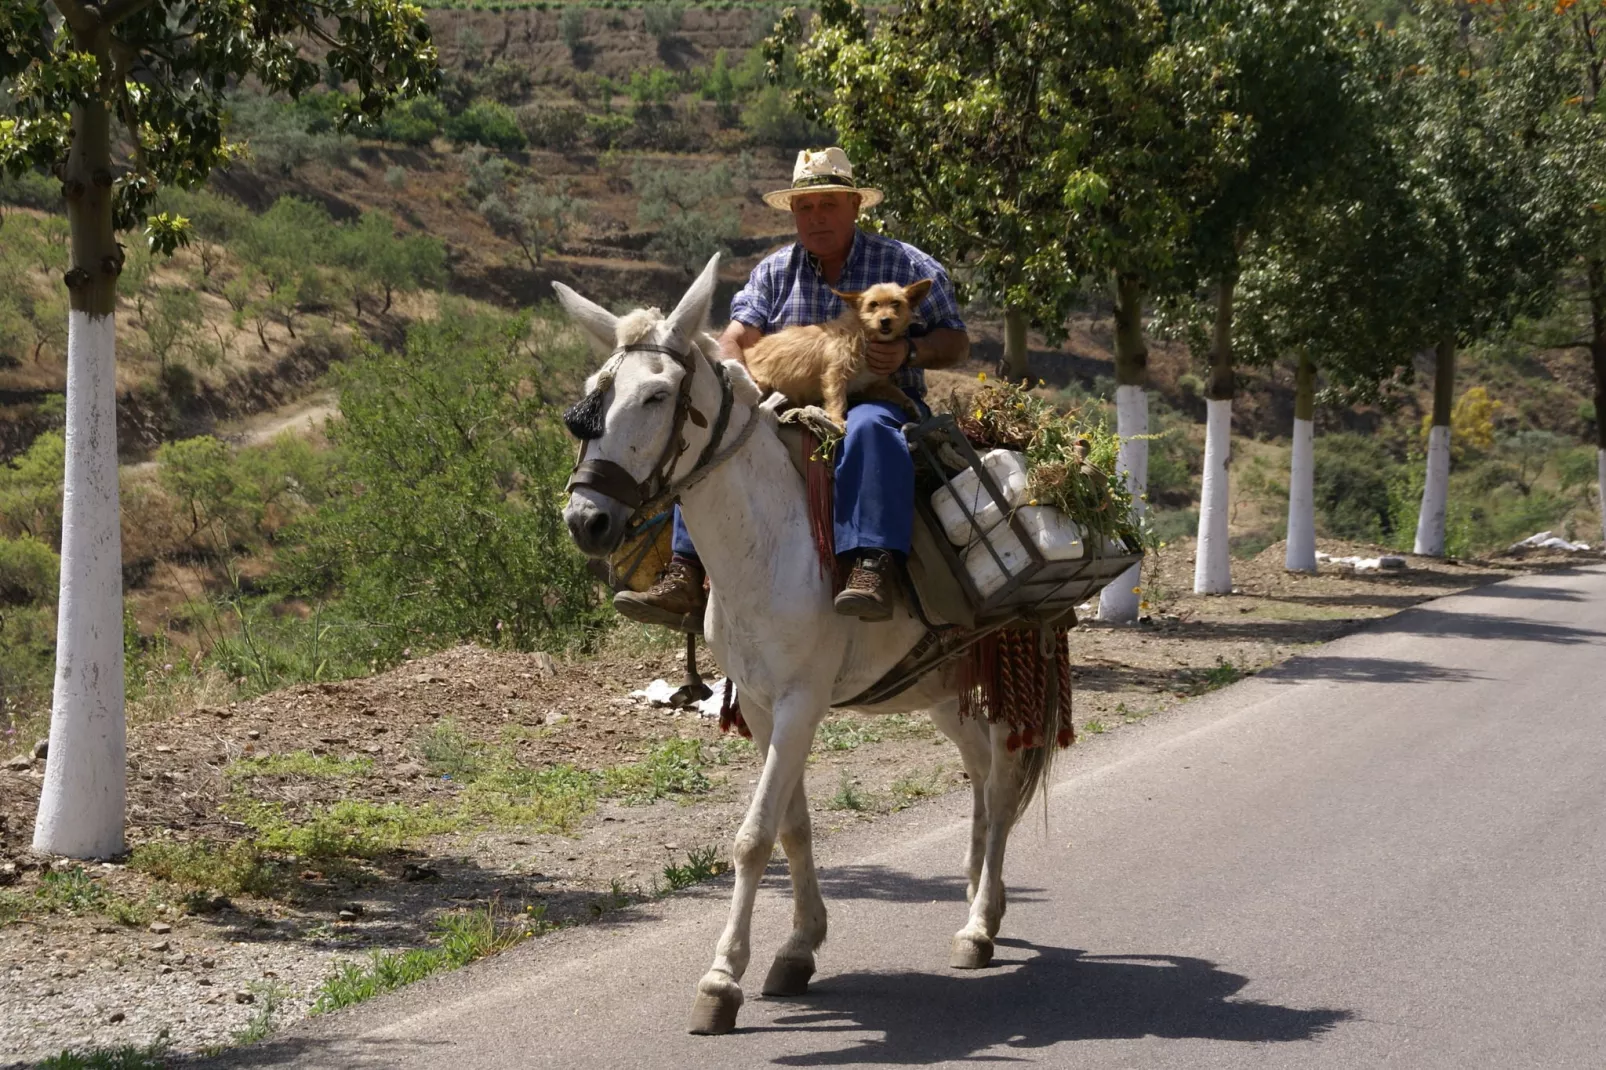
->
xmin=691 ymin=694 xmax=821 ymax=1034
xmin=951 ymin=721 xmax=1025 ymax=969
xmin=762 ymin=777 xmax=826 ymax=997
xmin=927 ymin=701 xmax=992 ymax=903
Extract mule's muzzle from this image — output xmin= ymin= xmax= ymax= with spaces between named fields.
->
xmin=564 ymin=491 xmax=630 ymax=558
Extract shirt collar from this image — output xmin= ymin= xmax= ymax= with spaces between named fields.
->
xmin=803 ymin=228 xmax=862 ymax=283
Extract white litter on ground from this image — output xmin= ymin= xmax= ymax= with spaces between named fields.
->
xmin=1312 ymin=553 xmax=1410 ymax=573
xmin=1509 ymin=531 xmax=1592 ymax=553
xmin=628 ymin=676 xmax=730 ymax=718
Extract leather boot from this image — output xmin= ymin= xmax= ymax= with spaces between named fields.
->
xmin=834 ymin=550 xmax=896 ymax=622
xmin=614 ymin=557 xmax=707 ymax=633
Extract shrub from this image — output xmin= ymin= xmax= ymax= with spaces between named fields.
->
xmin=378 ymin=96 xmax=447 ymax=146
xmin=0 ymin=535 xmax=59 ymax=605
xmin=741 ymin=85 xmax=831 ymax=149
xmin=0 ymin=430 xmax=65 ymax=543
xmin=516 ymin=103 xmax=588 ymax=151
xmin=445 ymin=99 xmax=527 ymax=153
xmin=561 ymin=6 xmax=587 ymax=52
xmin=643 ymin=1 xmax=684 ymax=40
xmin=634 ymin=161 xmax=741 ymax=273
xmin=286 ymin=307 xmax=606 ymax=658
xmin=1313 ymin=432 xmax=1399 ymax=542
xmin=585 ymin=112 xmax=633 ymax=149
xmin=0 ymin=168 xmax=60 ymax=210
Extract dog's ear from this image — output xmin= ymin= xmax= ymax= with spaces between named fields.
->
xmin=831 ymin=288 xmax=864 ymax=308
xmin=904 ymin=278 xmax=934 ymax=306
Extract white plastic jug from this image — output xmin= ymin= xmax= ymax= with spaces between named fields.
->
xmin=930 ymin=449 xmax=1031 ymax=545
xmin=962 ymin=506 xmax=1085 ymax=599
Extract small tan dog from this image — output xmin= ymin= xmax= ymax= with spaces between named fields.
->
xmin=743 ymin=279 xmax=933 ymax=427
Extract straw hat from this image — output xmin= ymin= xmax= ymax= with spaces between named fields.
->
xmin=761 ymin=147 xmax=884 ymax=211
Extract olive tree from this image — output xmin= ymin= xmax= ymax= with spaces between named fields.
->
xmin=0 ymin=0 xmax=437 ymax=859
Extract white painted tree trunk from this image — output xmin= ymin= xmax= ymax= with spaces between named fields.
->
xmin=1597 ymin=448 xmax=1605 ymax=543
xmin=1413 ymin=424 xmax=1451 ymax=557
xmin=33 ymin=311 xmax=126 ymax=859
xmin=1098 ymin=384 xmax=1148 ymax=622
xmin=1285 ymin=417 xmax=1316 ymax=572
xmin=1193 ymin=398 xmax=1232 ymax=594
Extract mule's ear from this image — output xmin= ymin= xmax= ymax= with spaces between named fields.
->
xmin=831 ymin=288 xmax=864 ymax=307
xmin=552 ymin=281 xmax=620 ymax=355
xmin=666 ymin=254 xmax=721 ymax=346
xmin=903 ymin=278 xmax=934 ymax=305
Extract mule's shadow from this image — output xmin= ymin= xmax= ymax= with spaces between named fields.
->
xmin=757 ymin=939 xmax=1352 ymax=1065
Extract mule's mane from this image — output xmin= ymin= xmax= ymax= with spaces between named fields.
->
xmin=613 ymin=307 xmax=720 ymax=365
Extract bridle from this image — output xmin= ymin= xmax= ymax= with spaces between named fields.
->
xmin=564 ymin=338 xmax=751 ymax=538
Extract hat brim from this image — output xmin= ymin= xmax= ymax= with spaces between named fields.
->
xmin=762 ymin=186 xmax=883 ymax=211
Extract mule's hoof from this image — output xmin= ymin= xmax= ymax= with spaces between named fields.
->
xmin=950 ymin=935 xmax=994 ymax=969
xmin=688 ymin=991 xmax=741 ymax=1035
xmin=761 ymin=955 xmax=815 ymax=997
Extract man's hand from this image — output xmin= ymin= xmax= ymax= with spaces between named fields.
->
xmin=865 ymin=339 xmax=908 ymax=376
xmin=719 ymin=321 xmax=761 ymax=365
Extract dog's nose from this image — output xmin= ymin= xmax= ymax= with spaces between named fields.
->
xmin=879 ymin=318 xmax=893 ymax=331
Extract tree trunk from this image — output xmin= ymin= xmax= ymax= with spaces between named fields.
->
xmin=33 ymin=93 xmax=127 ymax=860
xmin=1589 ymin=257 xmax=1605 ymax=542
xmin=1194 ymin=274 xmax=1235 ymax=595
xmin=1099 ymin=274 xmax=1149 ymax=623
xmin=1414 ymin=336 xmax=1456 ymax=557
xmin=1285 ymin=352 xmax=1317 ymax=573
xmin=1002 ymin=306 xmax=1028 ymax=382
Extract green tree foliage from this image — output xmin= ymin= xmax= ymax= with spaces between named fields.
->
xmin=789 ymin=0 xmax=1193 ymax=378
xmin=0 ymin=1 xmax=439 ymax=255
xmin=465 ymin=148 xmax=587 ymax=269
xmin=0 ymin=431 xmax=65 ymax=544
xmin=287 ymin=308 xmax=606 ymax=657
xmin=633 ymin=160 xmax=741 ymax=274
xmin=0 ymin=535 xmax=59 ymax=605
xmin=335 ymin=210 xmax=448 ymax=315
xmin=445 ymin=99 xmax=527 ymax=153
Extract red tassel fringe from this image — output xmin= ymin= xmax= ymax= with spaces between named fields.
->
xmin=958 ymin=627 xmax=1075 ymax=751
xmin=800 ymin=428 xmax=842 ymax=593
xmin=718 ymin=679 xmax=749 ymax=739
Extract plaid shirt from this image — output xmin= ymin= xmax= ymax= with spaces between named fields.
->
xmin=729 ymin=230 xmax=966 ymax=398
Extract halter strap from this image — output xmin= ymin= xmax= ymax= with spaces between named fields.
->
xmin=565 ymin=338 xmax=746 ymax=534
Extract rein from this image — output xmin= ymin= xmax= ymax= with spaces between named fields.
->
xmin=565 ymin=339 xmax=754 ymax=537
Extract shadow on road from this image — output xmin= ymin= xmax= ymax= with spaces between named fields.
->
xmin=1262 ymin=655 xmax=1488 ymax=686
xmin=1376 ymin=609 xmax=1606 ymax=646
xmin=757 ymin=940 xmax=1352 ymax=1064
xmin=814 ymin=865 xmax=1044 ymax=907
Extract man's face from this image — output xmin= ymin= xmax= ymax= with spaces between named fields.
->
xmin=791 ymin=191 xmax=860 ymax=261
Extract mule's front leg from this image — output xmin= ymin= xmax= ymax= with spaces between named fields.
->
xmin=762 ymin=776 xmax=827 ymax=997
xmin=691 ymin=706 xmax=817 ymax=1034
xmin=952 ymin=723 xmax=1023 ymax=969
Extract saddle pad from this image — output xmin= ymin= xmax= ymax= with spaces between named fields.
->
xmin=776 ymin=423 xmax=975 ymax=630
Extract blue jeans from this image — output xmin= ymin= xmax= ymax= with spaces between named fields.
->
xmin=671 ymin=397 xmax=926 ymax=560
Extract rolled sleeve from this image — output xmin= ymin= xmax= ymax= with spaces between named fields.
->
xmin=728 ymin=263 xmax=775 ymax=329
xmin=904 ymin=248 xmax=966 ymax=332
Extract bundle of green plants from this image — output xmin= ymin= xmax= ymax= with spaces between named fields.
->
xmin=947 ymin=379 xmax=1143 ymax=550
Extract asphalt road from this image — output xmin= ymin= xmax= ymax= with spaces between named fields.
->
xmin=204 ymin=565 xmax=1606 ymax=1070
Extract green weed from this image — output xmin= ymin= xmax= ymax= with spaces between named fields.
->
xmin=889 ymin=767 xmax=945 ymax=808
xmin=419 ymin=718 xmax=486 ymax=780
xmin=22 ymin=867 xmax=155 ymax=926
xmin=228 ymin=751 xmax=374 ymax=779
xmin=232 ymin=797 xmax=460 ymax=859
xmin=311 ymin=904 xmax=545 ymax=1013
xmin=128 ymin=839 xmax=283 ymax=898
xmin=815 ymin=713 xmax=932 ymax=752
xmin=602 ymin=738 xmax=712 ymax=804
xmin=828 ymin=769 xmax=867 ymax=811
xmin=1187 ymin=657 xmax=1246 ymax=695
xmin=36 ymin=1033 xmax=170 ymax=1069
xmin=229 ymin=980 xmax=291 ymax=1047
xmin=1083 ymin=719 xmax=1108 ymax=735
xmin=661 ymin=846 xmax=725 ymax=891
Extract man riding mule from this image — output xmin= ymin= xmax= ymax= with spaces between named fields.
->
xmin=612 ymin=147 xmax=971 ymax=628
xmin=559 ymin=249 xmax=1061 ymax=1035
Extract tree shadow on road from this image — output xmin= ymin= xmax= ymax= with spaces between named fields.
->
xmin=1374 ymin=609 xmax=1606 ymax=646
xmin=756 ymin=939 xmax=1351 ymax=1063
xmin=1261 ymin=655 xmax=1489 ymax=685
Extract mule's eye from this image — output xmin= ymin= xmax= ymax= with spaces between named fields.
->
xmin=644 ymin=391 xmax=671 ymax=406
